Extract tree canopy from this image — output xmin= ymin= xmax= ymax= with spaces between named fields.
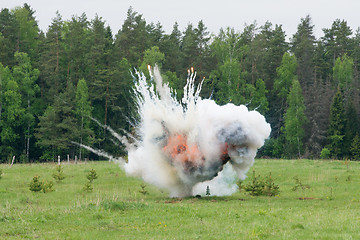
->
xmin=1 ymin=5 xmax=360 ymax=161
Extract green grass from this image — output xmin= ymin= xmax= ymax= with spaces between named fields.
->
xmin=0 ymin=159 xmax=360 ymax=239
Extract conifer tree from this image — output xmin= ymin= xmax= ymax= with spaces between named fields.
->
xmin=35 ymin=106 xmax=59 ymax=161
xmin=0 ymin=8 xmax=19 ymax=68
xmin=39 ymin=11 xmax=64 ymax=103
xmin=327 ymin=89 xmax=346 ymax=158
xmin=13 ymin=4 xmax=40 ymax=64
xmin=350 ymin=134 xmax=360 ymax=160
xmin=291 ymin=15 xmax=315 ymax=88
xmin=161 ymin=22 xmax=182 ymax=73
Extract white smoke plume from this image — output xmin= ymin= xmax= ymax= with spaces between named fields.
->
xmin=79 ymin=65 xmax=270 ymax=197
xmin=121 ymin=65 xmax=271 ymax=197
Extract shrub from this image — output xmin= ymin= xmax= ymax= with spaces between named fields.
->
xmin=139 ymin=184 xmax=148 ymax=195
xmin=84 ymin=169 xmax=98 ymax=192
xmin=29 ymin=175 xmax=54 ymax=193
xmin=263 ymin=172 xmax=280 ymax=196
xmin=86 ymin=169 xmax=98 ymax=183
xmin=83 ymin=182 xmax=93 ymax=192
xmin=206 ymin=186 xmax=211 ymax=196
xmin=244 ymin=171 xmax=280 ymax=196
xmin=42 ymin=181 xmax=54 ymax=193
xmin=320 ymin=147 xmax=331 ymax=159
xmin=52 ymin=165 xmax=65 ymax=182
xmin=29 ymin=175 xmax=43 ymax=192
xmin=292 ymin=176 xmax=311 ymax=191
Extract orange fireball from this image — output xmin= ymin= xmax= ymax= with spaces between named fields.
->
xmin=162 ymin=134 xmax=230 ymax=171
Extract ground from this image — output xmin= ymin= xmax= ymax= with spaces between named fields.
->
xmin=0 ymin=159 xmax=359 ymax=239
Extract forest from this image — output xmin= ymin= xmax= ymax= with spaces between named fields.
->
xmin=0 ymin=4 xmax=360 ymax=163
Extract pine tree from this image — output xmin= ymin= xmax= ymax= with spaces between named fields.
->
xmin=0 ymin=8 xmax=19 ymax=68
xmin=206 ymin=185 xmax=210 ymax=196
xmin=350 ymin=134 xmax=360 ymax=160
xmin=344 ymin=102 xmax=360 ymax=156
xmin=291 ymin=15 xmax=315 ymax=88
xmin=35 ymin=106 xmax=59 ymax=161
xmin=322 ymin=19 xmax=353 ymax=77
xmin=63 ymin=13 xmax=90 ymax=85
xmin=161 ymin=22 xmax=182 ymax=73
xmin=13 ymin=4 xmax=40 ymax=64
xmin=327 ymin=89 xmax=346 ymax=158
xmin=114 ymin=7 xmax=148 ymax=67
xmin=39 ymin=11 xmax=64 ymax=103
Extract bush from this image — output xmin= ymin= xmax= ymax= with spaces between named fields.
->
xmin=42 ymin=181 xmax=54 ymax=193
xmin=139 ymin=184 xmax=148 ymax=196
xmin=320 ymin=147 xmax=331 ymax=159
xmin=29 ymin=175 xmax=43 ymax=192
xmin=52 ymin=165 xmax=65 ymax=182
xmin=243 ymin=171 xmax=280 ymax=196
xmin=292 ymin=176 xmax=311 ymax=192
xmin=84 ymin=169 xmax=98 ymax=192
xmin=86 ymin=169 xmax=98 ymax=183
xmin=83 ymin=182 xmax=93 ymax=192
xmin=29 ymin=175 xmax=54 ymax=193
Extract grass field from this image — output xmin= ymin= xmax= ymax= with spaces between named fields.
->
xmin=0 ymin=159 xmax=359 ymax=239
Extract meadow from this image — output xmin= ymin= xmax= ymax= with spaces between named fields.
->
xmin=0 ymin=159 xmax=359 ymax=239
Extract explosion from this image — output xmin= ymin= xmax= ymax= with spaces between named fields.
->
xmin=78 ymin=65 xmax=271 ymax=197
xmin=123 ymin=66 xmax=271 ymax=197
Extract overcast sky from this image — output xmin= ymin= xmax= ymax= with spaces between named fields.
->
xmin=2 ymin=0 xmax=360 ymax=39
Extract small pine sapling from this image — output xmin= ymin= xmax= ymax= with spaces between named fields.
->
xmin=84 ymin=169 xmax=98 ymax=192
xmin=83 ymin=182 xmax=93 ymax=192
xmin=52 ymin=165 xmax=65 ymax=182
xmin=139 ymin=184 xmax=148 ymax=195
xmin=244 ymin=170 xmax=265 ymax=196
xmin=42 ymin=181 xmax=54 ymax=193
xmin=29 ymin=175 xmax=43 ymax=192
xmin=29 ymin=175 xmax=55 ymax=193
xmin=87 ymin=169 xmax=98 ymax=183
xmin=244 ymin=171 xmax=280 ymax=196
xmin=206 ymin=185 xmax=211 ymax=196
xmin=292 ymin=176 xmax=311 ymax=199
xmin=263 ymin=172 xmax=280 ymax=196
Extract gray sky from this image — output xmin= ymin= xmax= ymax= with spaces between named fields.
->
xmin=2 ymin=0 xmax=360 ymax=39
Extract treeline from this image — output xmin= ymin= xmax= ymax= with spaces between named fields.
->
xmin=0 ymin=4 xmax=360 ymax=163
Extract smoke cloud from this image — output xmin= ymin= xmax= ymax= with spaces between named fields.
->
xmin=80 ymin=66 xmax=270 ymax=197
xmin=121 ymin=66 xmax=271 ymax=197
